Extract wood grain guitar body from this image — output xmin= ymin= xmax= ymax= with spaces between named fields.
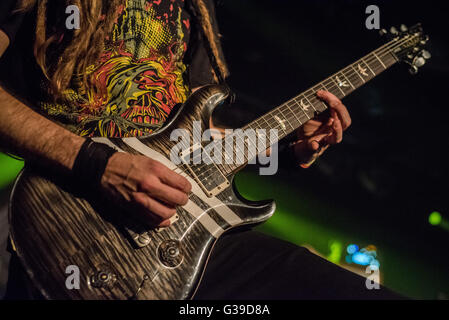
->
xmin=9 ymin=84 xmax=275 ymax=300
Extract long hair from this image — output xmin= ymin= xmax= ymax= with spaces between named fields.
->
xmin=18 ymin=0 xmax=228 ymax=97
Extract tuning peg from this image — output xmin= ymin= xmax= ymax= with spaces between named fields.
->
xmin=414 ymin=57 xmax=426 ymax=68
xmin=400 ymin=24 xmax=408 ymax=32
xmin=422 ymin=50 xmax=432 ymax=60
xmin=379 ymin=29 xmax=388 ymax=36
xmin=409 ymin=65 xmax=418 ymax=75
xmin=420 ymin=36 xmax=429 ymax=45
xmin=390 ymin=26 xmax=399 ymax=35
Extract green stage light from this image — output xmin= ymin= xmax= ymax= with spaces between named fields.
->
xmin=429 ymin=211 xmax=442 ymax=226
xmin=0 ymin=153 xmax=24 ymax=189
xmin=328 ymin=241 xmax=343 ymax=264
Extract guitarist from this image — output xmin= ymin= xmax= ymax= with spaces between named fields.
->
xmin=0 ymin=0 xmax=399 ymax=299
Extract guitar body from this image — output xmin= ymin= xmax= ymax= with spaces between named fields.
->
xmin=9 ymin=84 xmax=276 ymax=300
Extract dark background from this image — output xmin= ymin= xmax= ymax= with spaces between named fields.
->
xmin=214 ymin=0 xmax=449 ymax=298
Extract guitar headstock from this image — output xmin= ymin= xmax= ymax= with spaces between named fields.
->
xmin=380 ymin=23 xmax=430 ymax=74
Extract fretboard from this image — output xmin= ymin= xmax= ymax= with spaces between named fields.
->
xmin=218 ymin=40 xmax=399 ymax=175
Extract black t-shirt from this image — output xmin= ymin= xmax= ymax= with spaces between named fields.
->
xmin=0 ymin=0 xmax=219 ymax=138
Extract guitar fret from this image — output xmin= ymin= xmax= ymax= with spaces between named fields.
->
xmin=292 ymin=99 xmax=310 ymax=122
xmin=322 ymin=80 xmax=343 ymax=99
xmin=341 ymin=71 xmax=355 ymax=90
xmin=287 ymin=100 xmax=305 ymax=124
xmin=307 ymin=89 xmax=328 ymax=112
xmin=373 ymin=52 xmax=386 ymax=69
xmin=282 ymin=102 xmax=299 ymax=127
xmin=361 ymin=58 xmax=376 ymax=76
xmin=302 ymin=95 xmax=317 ymax=113
xmin=335 ymin=72 xmax=353 ymax=96
xmin=270 ymin=109 xmax=287 ymax=137
xmin=294 ymin=96 xmax=312 ymax=120
xmin=285 ymin=107 xmax=297 ymax=131
xmin=233 ymin=133 xmax=246 ymax=164
xmin=319 ymin=82 xmax=329 ymax=94
xmin=345 ymin=66 xmax=365 ymax=87
xmin=241 ymin=131 xmax=256 ymax=162
xmin=278 ymin=108 xmax=294 ymax=132
xmin=351 ymin=64 xmax=366 ymax=82
xmin=219 ymin=39 xmax=401 ymax=175
xmin=331 ymin=76 xmax=346 ymax=96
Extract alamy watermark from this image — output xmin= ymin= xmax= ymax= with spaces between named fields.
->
xmin=65 ymin=5 xmax=80 ymax=30
xmin=169 ymin=121 xmax=279 ymax=176
xmin=365 ymin=5 xmax=380 ymax=30
xmin=65 ymin=265 xmax=80 ymax=290
xmin=365 ymin=265 xmax=381 ymax=290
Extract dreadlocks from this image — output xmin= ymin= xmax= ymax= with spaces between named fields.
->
xmin=18 ymin=0 xmax=127 ymax=96
xmin=18 ymin=0 xmax=228 ymax=97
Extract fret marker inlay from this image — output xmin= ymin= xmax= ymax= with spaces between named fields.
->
xmin=274 ymin=115 xmax=287 ymax=130
xmin=335 ymin=76 xmax=349 ymax=88
xmin=300 ymin=99 xmax=310 ymax=112
xmin=357 ymin=63 xmax=369 ymax=77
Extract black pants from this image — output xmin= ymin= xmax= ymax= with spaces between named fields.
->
xmin=4 ymin=230 xmax=404 ymax=300
xmin=194 ymin=230 xmax=403 ymax=299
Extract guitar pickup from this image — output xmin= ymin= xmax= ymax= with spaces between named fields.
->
xmin=180 ymin=144 xmax=230 ymax=197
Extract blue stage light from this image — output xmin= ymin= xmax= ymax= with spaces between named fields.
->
xmin=346 ymin=244 xmax=359 ymax=254
xmin=370 ymin=259 xmax=380 ymax=270
xmin=352 ymin=252 xmax=372 ymax=266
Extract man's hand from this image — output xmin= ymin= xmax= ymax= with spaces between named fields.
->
xmin=292 ymin=90 xmax=352 ymax=165
xmin=101 ymin=153 xmax=192 ymax=227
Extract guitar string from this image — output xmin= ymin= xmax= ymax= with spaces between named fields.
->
xmin=218 ymin=34 xmax=420 ymax=174
xmin=248 ymin=35 xmax=414 ymax=132
xmin=177 ymin=33 xmax=420 ymax=181
xmin=215 ymin=35 xmax=417 ymax=175
xmin=155 ymin=34 xmax=421 ymax=239
xmin=221 ymin=52 xmax=394 ymax=174
xmin=221 ymin=39 xmax=401 ymax=170
xmin=170 ymin=51 xmax=398 ymax=241
xmin=279 ymin=33 xmax=418 ymax=109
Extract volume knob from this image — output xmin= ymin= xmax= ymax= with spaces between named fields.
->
xmin=89 ymin=265 xmax=117 ymax=289
xmin=158 ymin=240 xmax=183 ymax=268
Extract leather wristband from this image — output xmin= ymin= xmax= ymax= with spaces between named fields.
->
xmin=72 ymin=139 xmax=117 ymax=186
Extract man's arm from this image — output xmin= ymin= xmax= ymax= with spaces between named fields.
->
xmin=0 ymin=29 xmax=85 ymax=171
xmin=0 ymin=86 xmax=85 ymax=172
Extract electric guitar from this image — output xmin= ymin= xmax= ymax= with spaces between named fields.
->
xmin=9 ymin=24 xmax=430 ymax=299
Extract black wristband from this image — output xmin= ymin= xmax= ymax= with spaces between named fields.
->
xmin=72 ymin=139 xmax=118 ymax=186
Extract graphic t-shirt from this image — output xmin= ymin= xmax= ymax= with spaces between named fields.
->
xmin=0 ymin=0 xmax=223 ymax=138
xmin=42 ymin=0 xmax=192 ymax=138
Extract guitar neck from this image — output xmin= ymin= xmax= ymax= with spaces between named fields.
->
xmin=244 ymin=40 xmax=399 ymax=139
xmin=218 ymin=40 xmax=399 ymax=175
